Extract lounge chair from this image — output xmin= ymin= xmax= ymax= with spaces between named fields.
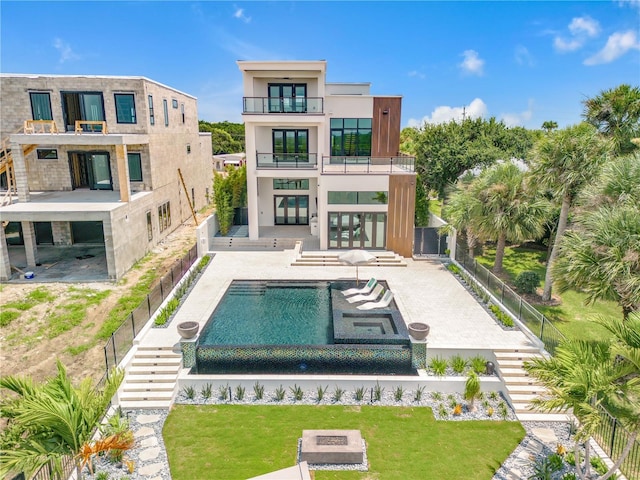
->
xmin=357 ymin=290 xmax=394 ymax=310
xmin=346 ymin=284 xmax=384 ymax=304
xmin=341 ymin=277 xmax=377 ymax=297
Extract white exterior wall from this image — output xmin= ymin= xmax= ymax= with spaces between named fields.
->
xmin=325 ymin=96 xmax=373 ymax=120
xmin=325 ymin=83 xmax=371 ymax=95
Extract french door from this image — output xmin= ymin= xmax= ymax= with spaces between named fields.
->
xmin=62 ymin=92 xmax=105 ymax=132
xmin=272 ymin=129 xmax=308 ymax=162
xmin=68 ymin=152 xmax=113 ymax=190
xmin=274 ymin=195 xmax=309 ymax=225
xmin=328 ymin=212 xmax=387 ymax=249
xmin=268 ymin=84 xmax=307 ymax=113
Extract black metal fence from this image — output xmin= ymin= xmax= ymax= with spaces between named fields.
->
xmin=103 ymin=244 xmax=198 ymax=374
xmin=454 ymin=242 xmax=640 ymax=479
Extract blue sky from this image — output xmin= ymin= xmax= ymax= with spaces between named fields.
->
xmin=2 ymin=1 xmax=639 ymax=129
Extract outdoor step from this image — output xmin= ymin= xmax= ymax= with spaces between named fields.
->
xmin=493 ymin=347 xmax=540 ymax=354
xmin=499 ymin=367 xmax=531 ymax=377
xmin=495 ymin=359 xmax=537 ymax=368
xmin=119 ymin=390 xmax=174 ymax=401
xmin=509 ymin=393 xmax=541 ymax=403
xmin=131 ymin=357 xmax=181 ymax=366
xmin=506 ymin=384 xmax=548 ymax=394
xmin=128 ymin=365 xmax=180 ymax=375
xmin=117 ymin=400 xmax=172 ymax=410
xmin=124 ymin=373 xmax=178 ymax=382
xmin=516 ymin=412 xmax=571 ymax=422
xmin=494 ymin=351 xmax=541 ymax=361
xmin=121 ymin=382 xmax=176 ymax=392
xmin=135 ymin=350 xmax=182 ymax=359
xmin=137 ymin=345 xmax=177 ymax=351
xmin=502 ymin=376 xmax=540 ymax=386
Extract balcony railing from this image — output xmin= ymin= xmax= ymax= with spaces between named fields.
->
xmin=257 ymin=152 xmax=317 ymax=169
xmin=75 ymin=120 xmax=108 ymax=134
xmin=24 ymin=120 xmax=59 ymax=134
xmin=243 ymin=97 xmax=323 ymax=114
xmin=321 ymin=155 xmax=415 ymax=174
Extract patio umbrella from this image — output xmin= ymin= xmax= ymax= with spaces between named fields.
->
xmin=338 ymin=249 xmax=376 ymax=285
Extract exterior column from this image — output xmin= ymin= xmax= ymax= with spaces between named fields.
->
xmin=0 ymin=226 xmax=12 ymax=280
xmin=244 ymin=124 xmax=259 ymax=240
xmin=102 ymin=216 xmax=117 ymax=280
xmin=115 ymin=144 xmax=131 ymax=202
xmin=21 ymin=221 xmax=38 ymax=267
xmin=10 ymin=141 xmax=30 ymax=202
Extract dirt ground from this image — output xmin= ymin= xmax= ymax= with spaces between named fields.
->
xmin=0 ymin=207 xmax=213 ymax=385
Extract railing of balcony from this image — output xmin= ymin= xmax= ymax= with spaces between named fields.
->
xmin=321 ymin=154 xmax=415 ymax=174
xmin=243 ymin=97 xmax=324 ymax=114
xmin=256 ymin=152 xmax=317 ymax=169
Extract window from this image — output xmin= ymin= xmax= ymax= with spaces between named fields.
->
xmin=186 ymin=144 xmax=191 ymax=154
xmin=127 ymin=153 xmax=143 ymax=182
xmin=146 ymin=211 xmax=153 ymax=241
xmin=181 ymin=103 xmax=185 ymax=123
xmin=163 ymin=99 xmax=169 ymax=126
xmin=268 ymin=83 xmax=307 ymax=113
xmin=148 ymin=95 xmax=155 ymax=125
xmin=172 ymin=99 xmax=178 ymax=108
xmin=272 ymin=129 xmax=308 ymax=160
xmin=61 ymin=92 xmax=105 ymax=132
xmin=36 ymin=148 xmax=58 ymax=160
xmin=114 ymin=94 xmax=136 ymax=123
xmin=328 ymin=191 xmax=388 ymax=204
xmin=158 ymin=201 xmax=171 ymax=232
xmin=30 ymin=92 xmax=53 ymax=120
xmin=330 ymin=118 xmax=372 ymax=156
xmin=273 ymin=179 xmax=309 ymax=190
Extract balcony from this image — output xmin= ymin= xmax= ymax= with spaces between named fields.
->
xmin=321 ymin=155 xmax=415 ymax=174
xmin=243 ymin=97 xmax=323 ymax=114
xmin=257 ymin=153 xmax=317 ymax=169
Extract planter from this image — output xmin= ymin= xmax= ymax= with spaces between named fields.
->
xmin=408 ymin=322 xmax=430 ymax=341
xmin=177 ymin=321 xmax=199 ymax=340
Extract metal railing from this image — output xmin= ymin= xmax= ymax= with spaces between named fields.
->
xmin=103 ymin=244 xmax=198 ymax=374
xmin=242 ymin=97 xmax=323 ymax=114
xmin=256 ymin=152 xmax=317 ymax=169
xmin=453 ymin=241 xmax=640 ymax=479
xmin=321 ymin=154 xmax=415 ymax=174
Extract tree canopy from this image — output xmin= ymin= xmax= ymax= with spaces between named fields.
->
xmin=199 ymin=120 xmax=245 ymax=154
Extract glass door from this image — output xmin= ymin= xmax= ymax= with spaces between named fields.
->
xmin=327 ymin=212 xmax=386 ymax=249
xmin=274 ymin=195 xmax=309 ymax=225
xmin=90 ymin=153 xmax=112 ymax=190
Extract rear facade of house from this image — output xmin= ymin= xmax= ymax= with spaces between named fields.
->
xmin=0 ymin=74 xmax=212 ymax=280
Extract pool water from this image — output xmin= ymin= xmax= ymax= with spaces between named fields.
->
xmin=200 ymin=281 xmax=333 ymax=345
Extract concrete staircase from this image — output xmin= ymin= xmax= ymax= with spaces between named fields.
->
xmin=117 ymin=346 xmax=181 ymax=410
xmin=292 ymin=251 xmax=407 ymax=267
xmin=494 ymin=347 xmax=569 ymax=422
xmin=209 ymin=237 xmax=299 ymax=251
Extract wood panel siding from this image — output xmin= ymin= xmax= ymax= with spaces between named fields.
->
xmin=372 ymin=97 xmax=402 ymax=157
xmin=386 ymin=173 xmax=416 ymax=257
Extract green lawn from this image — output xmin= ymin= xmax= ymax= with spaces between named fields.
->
xmin=476 ymin=246 xmax=619 ymax=342
xmin=163 ymin=405 xmax=525 ymax=480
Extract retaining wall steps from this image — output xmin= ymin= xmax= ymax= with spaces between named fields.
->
xmin=292 ymin=252 xmax=407 ymax=267
xmin=117 ymin=346 xmax=181 ymax=410
xmin=494 ymin=348 xmax=568 ymax=422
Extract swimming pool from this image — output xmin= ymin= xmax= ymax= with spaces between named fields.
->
xmin=195 ymin=280 xmax=415 ymax=375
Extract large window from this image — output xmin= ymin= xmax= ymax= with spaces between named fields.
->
xmin=30 ymin=92 xmax=53 ymax=120
xmin=148 ymin=95 xmax=155 ymax=125
xmin=328 ymin=191 xmax=388 ymax=204
xmin=127 ymin=153 xmax=142 ymax=181
xmin=158 ymin=201 xmax=171 ymax=232
xmin=268 ymin=83 xmax=307 ymax=113
xmin=330 ymin=118 xmax=372 ymax=156
xmin=272 ymin=129 xmax=308 ymax=160
xmin=115 ymin=94 xmax=136 ymax=123
xmin=328 ymin=212 xmax=386 ymax=249
xmin=61 ymin=92 xmax=105 ymax=132
xmin=273 ymin=179 xmax=309 ymax=190
xmin=163 ymin=99 xmax=169 ymax=126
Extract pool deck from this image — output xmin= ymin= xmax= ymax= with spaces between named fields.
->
xmin=141 ymin=249 xmax=536 ymax=352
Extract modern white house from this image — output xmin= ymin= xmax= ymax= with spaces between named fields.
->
xmin=0 ymin=74 xmax=212 ymax=280
xmin=238 ymin=60 xmax=416 ymax=257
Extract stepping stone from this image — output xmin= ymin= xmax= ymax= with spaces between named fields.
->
xmin=138 ymin=462 xmax=164 ymax=476
xmin=507 ymin=469 xmax=523 ymax=480
xmin=525 ymin=439 xmax=544 ymax=455
xmin=139 ymin=446 xmax=161 ymax=461
xmin=137 ymin=414 xmax=161 ymax=424
xmin=148 ymin=477 xmax=163 ymax=480
xmin=134 ymin=426 xmax=155 ymax=438
xmin=513 ymin=450 xmax=534 ymax=469
xmin=531 ymin=427 xmax=558 ymax=445
xmin=139 ymin=436 xmax=159 ymax=448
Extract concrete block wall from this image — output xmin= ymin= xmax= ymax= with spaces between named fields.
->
xmin=51 ymin=221 xmax=72 ymax=245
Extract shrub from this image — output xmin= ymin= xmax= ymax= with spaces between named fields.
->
xmin=218 ymin=384 xmax=230 ymax=401
xmin=431 ymin=391 xmax=443 ymax=401
xmin=290 ymin=384 xmax=304 ymax=401
xmin=332 ymin=386 xmax=344 ymax=403
xmin=515 ymin=270 xmax=540 ymax=294
xmin=489 ymin=304 xmax=514 ymax=327
xmin=235 ymin=385 xmax=245 ymax=401
xmin=96 ymin=472 xmax=110 ymax=480
xmin=447 ymin=263 xmax=461 ymax=275
xmin=450 ymin=355 xmax=468 ymax=374
xmin=315 ymin=385 xmax=328 ymax=403
xmin=429 ymin=356 xmax=448 ymax=376
xmin=470 ymin=355 xmax=487 ymax=374
xmin=394 ymin=386 xmax=404 ymax=402
xmin=154 ymin=298 xmax=179 ymax=326
xmin=373 ymin=382 xmax=384 ymax=402
xmin=414 ymin=385 xmax=425 ymax=402
xmin=201 ymin=383 xmax=212 ymax=400
xmin=448 ymin=395 xmax=458 ymax=409
xmin=182 ymin=385 xmax=195 ymax=400
xmin=253 ymin=382 xmax=264 ymax=400
xmin=438 ymin=403 xmax=448 ymax=418
xmin=590 ymin=456 xmax=608 ymax=475
xmin=464 ymin=371 xmax=481 ymax=410
xmin=274 ymin=385 xmax=286 ymax=401
xmin=0 ymin=310 xmax=20 ymax=327
xmin=354 ymin=386 xmax=366 ymax=401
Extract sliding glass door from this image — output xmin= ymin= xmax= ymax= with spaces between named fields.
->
xmin=68 ymin=152 xmax=112 ymax=190
xmin=274 ymin=195 xmax=308 ymax=225
xmin=62 ymin=92 xmax=105 ymax=131
xmin=328 ymin=212 xmax=386 ymax=249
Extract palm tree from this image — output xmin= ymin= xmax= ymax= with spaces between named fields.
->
xmin=583 ymin=84 xmax=640 ymax=155
xmin=524 ymin=340 xmax=634 ymax=480
xmin=580 ymin=151 xmax=640 ymax=210
xmin=553 ymin=204 xmax=640 ymax=321
xmin=541 ymin=120 xmax=558 ymax=133
xmin=0 ymin=361 xmax=123 ymax=479
xmin=527 ymin=123 xmax=613 ymax=301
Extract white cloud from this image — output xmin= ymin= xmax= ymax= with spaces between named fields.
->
xmin=554 ymin=36 xmax=582 ymax=52
xmin=459 ymin=50 xmax=484 ymax=76
xmin=618 ymin=0 xmax=640 ymax=9
xmin=53 ymin=38 xmax=80 ymax=63
xmin=584 ymin=30 xmax=640 ymax=65
xmin=233 ymin=7 xmax=251 ymax=23
xmin=407 ymin=70 xmax=426 ymax=79
xmin=500 ymin=99 xmax=534 ymax=127
xmin=214 ymin=28 xmax=285 ymax=60
xmin=514 ymin=45 xmax=535 ymax=66
xmin=568 ymin=16 xmax=600 ymax=37
xmin=407 ymin=98 xmax=488 ymax=127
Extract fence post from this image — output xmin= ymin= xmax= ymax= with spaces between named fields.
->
xmin=104 ymin=346 xmax=110 ymax=378
xmin=111 ymin=333 xmax=117 ymax=366
xmin=473 ymin=259 xmax=477 ymax=277
xmin=610 ymin=417 xmax=617 ymax=455
xmin=518 ymin=297 xmax=523 ymax=320
xmin=147 ymin=294 xmax=151 ymax=318
xmin=501 ymin=284 xmax=505 ymax=303
xmin=540 ymin=318 xmax=545 ymax=341
xmin=160 ymin=279 xmax=164 ymax=300
xmin=131 ymin=313 xmax=136 ymax=339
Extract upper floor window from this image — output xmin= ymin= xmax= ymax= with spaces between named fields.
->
xmin=273 ymin=179 xmax=309 ymax=190
xmin=181 ymin=103 xmax=185 ymax=123
xmin=30 ymin=92 xmax=53 ymax=120
xmin=268 ymin=83 xmax=307 ymax=113
xmin=148 ymin=95 xmax=155 ymax=125
xmin=127 ymin=152 xmax=143 ymax=181
xmin=328 ymin=191 xmax=388 ymax=204
xmin=163 ymin=99 xmax=169 ymax=127
xmin=272 ymin=129 xmax=308 ymax=159
xmin=172 ymin=99 xmax=178 ymax=108
xmin=330 ymin=118 xmax=372 ymax=156
xmin=115 ymin=94 xmax=136 ymax=124
xmin=61 ymin=92 xmax=105 ymax=132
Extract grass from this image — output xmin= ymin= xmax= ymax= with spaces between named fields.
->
xmin=0 ymin=287 xmax=57 ymax=327
xmin=163 ymin=405 xmax=525 ymax=480
xmin=476 ymin=245 xmax=618 ymax=342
